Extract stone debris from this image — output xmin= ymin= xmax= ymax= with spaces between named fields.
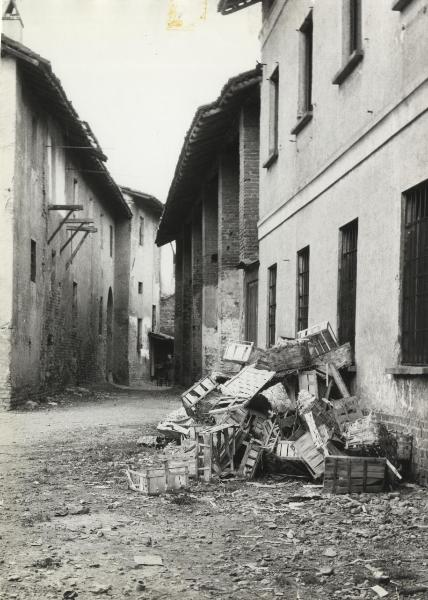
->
xmin=130 ymin=323 xmax=411 ymax=496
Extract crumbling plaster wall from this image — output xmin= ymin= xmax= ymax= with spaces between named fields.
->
xmin=0 ymin=57 xmax=17 ymax=408
xmin=9 ymin=73 xmax=122 ymax=405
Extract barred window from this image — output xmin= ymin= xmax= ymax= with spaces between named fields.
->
xmin=297 ymin=246 xmax=310 ymax=332
xmin=402 ymin=180 xmax=428 ymax=364
xmin=338 ymin=219 xmax=358 ymax=348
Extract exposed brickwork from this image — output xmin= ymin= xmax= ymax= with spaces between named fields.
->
xmin=202 ymin=180 xmax=219 ymax=374
xmin=191 ymin=204 xmax=203 ymax=381
xmin=239 ymin=103 xmax=260 ymax=264
xmin=160 ymin=293 xmax=175 ymax=337
xmin=374 ymin=411 xmax=428 ymax=486
xmin=218 ymin=147 xmax=243 ymax=374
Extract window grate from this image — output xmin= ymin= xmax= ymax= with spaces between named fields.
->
xmin=267 ymin=265 xmax=277 ymax=347
xmin=402 ymin=180 xmax=428 ymax=365
xmin=297 ymin=247 xmax=310 ymax=332
xmin=338 ymin=219 xmax=358 ymax=348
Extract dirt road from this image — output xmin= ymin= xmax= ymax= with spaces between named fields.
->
xmin=1 ymin=387 xmax=427 ymax=600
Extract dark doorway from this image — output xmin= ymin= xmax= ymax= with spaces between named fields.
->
xmin=245 ymin=277 xmax=258 ymax=344
xmin=106 ymin=287 xmax=113 ymax=381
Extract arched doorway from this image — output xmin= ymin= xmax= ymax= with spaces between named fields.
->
xmin=106 ymin=287 xmax=113 ymax=382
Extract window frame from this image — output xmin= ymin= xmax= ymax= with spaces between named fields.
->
xmin=296 ymin=246 xmax=310 ymax=333
xmin=332 ymin=0 xmax=364 ymax=86
xmin=137 ymin=318 xmax=143 ymax=353
xmin=291 ymin=10 xmax=314 ymax=136
xmin=337 ymin=218 xmax=359 ymax=349
xmin=138 ymin=282 xmax=143 ymax=295
xmin=400 ymin=180 xmax=428 ymax=366
xmin=263 ymin=66 xmax=279 ymax=169
xmin=30 ymin=239 xmax=36 ymax=283
xmin=139 ymin=216 xmax=145 ymax=246
xmin=267 ymin=264 xmax=277 ymax=347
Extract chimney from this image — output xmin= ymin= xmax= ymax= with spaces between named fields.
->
xmin=2 ymin=0 xmax=24 ymax=43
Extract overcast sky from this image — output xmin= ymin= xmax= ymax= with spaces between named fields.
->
xmin=16 ymin=0 xmax=261 ymax=201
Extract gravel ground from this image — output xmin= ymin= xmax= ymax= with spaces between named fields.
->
xmin=0 ymin=386 xmax=427 ymax=600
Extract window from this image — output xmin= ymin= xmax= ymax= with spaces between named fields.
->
xmin=267 ymin=264 xmax=277 ymax=347
xmin=332 ymin=0 xmax=363 ymax=85
xmin=402 ymin=181 xmax=428 ymax=364
xmin=338 ymin=219 xmax=358 ymax=348
xmin=72 ymin=282 xmax=78 ymax=317
xmin=292 ymin=12 xmax=313 ymax=135
xmin=152 ymin=305 xmax=157 ymax=331
xmin=263 ymin=67 xmax=279 ymax=168
xmin=297 ymin=246 xmax=310 ymax=332
xmin=30 ymin=239 xmax=36 ymax=282
xmin=139 ymin=217 xmax=145 ymax=246
xmin=98 ymin=297 xmax=103 ymax=335
xmin=349 ymin=0 xmax=362 ymax=55
xmin=73 ymin=178 xmax=79 ymax=204
xmin=100 ymin=214 xmax=104 ymax=249
xmin=109 ymin=225 xmax=113 ymax=257
xmin=137 ymin=318 xmax=142 ymax=353
xmin=138 ymin=282 xmax=143 ymax=294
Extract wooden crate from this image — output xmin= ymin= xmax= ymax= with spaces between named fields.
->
xmin=223 ymin=341 xmax=254 ymax=364
xmin=331 ymin=397 xmax=363 ymax=432
xmin=276 ymin=441 xmax=298 ymax=458
xmin=395 ymin=432 xmax=413 ymax=461
xmin=126 ymin=462 xmax=189 ymax=495
xmin=181 ymin=376 xmax=216 ymax=414
xmin=221 ymin=365 xmax=275 ymax=399
xmin=297 ymin=321 xmax=338 ymax=357
xmin=256 ymin=341 xmax=312 ymax=372
xmin=324 ymin=456 xmax=386 ymax=494
xmin=237 ymin=438 xmax=263 ymax=478
xmin=293 ymin=432 xmax=325 ymax=479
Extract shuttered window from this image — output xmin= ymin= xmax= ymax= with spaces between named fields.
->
xmin=338 ymin=219 xmax=358 ymax=348
xmin=402 ymin=181 xmax=428 ymax=364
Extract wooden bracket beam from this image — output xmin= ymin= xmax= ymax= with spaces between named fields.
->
xmin=60 ymin=223 xmax=84 ymax=254
xmin=48 ymin=209 xmax=74 ymax=244
xmin=65 ymin=218 xmax=94 ymax=224
xmin=48 ymin=204 xmax=83 ymax=211
xmin=66 ymin=231 xmax=90 ymax=269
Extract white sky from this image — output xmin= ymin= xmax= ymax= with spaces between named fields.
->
xmin=16 ymin=0 xmax=261 ymax=201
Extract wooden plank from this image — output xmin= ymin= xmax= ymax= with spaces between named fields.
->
xmin=329 ymin=363 xmax=350 ymax=398
xmin=48 ymin=204 xmax=83 ymax=211
xmin=65 ymin=217 xmax=94 ymax=224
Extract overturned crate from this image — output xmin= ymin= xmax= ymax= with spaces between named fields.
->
xmin=126 ymin=461 xmax=189 ymax=495
xmin=324 ymin=456 xmax=386 ymax=494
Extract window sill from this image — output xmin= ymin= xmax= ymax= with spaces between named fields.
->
xmin=385 ymin=366 xmax=428 ymax=376
xmin=262 ymin=150 xmax=278 ymax=169
xmin=392 ymin=0 xmax=413 ymax=10
xmin=290 ymin=111 xmax=313 ymax=136
xmin=332 ymin=49 xmax=364 ymax=85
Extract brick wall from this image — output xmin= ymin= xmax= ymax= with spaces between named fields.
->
xmin=375 ymin=411 xmax=428 ymax=486
xmin=202 ymin=180 xmax=219 ymax=374
xmin=239 ymin=103 xmax=260 ymax=264
xmin=160 ymin=293 xmax=175 ymax=337
xmin=218 ymin=146 xmax=243 ymax=374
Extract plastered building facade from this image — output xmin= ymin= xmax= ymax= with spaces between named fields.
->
xmin=0 ymin=22 xmax=167 ymax=405
xmin=219 ymin=0 xmax=428 ymax=482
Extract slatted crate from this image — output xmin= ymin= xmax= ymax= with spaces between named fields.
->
xmin=324 ymin=456 xmax=386 ymax=494
xmin=126 ymin=462 xmax=189 ymax=495
xmin=222 ymin=365 xmax=275 ymax=399
xmin=293 ymin=432 xmax=325 ymax=479
xmin=181 ymin=376 xmax=216 ymax=415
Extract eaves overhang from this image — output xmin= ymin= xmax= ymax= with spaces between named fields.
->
xmin=218 ymin=0 xmax=261 ymax=15
xmin=1 ymin=34 xmax=131 ymax=220
xmin=156 ymin=66 xmax=261 ymax=246
xmin=120 ymin=186 xmax=163 ymax=217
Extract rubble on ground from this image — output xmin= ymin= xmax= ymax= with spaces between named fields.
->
xmin=127 ymin=323 xmax=412 ymax=496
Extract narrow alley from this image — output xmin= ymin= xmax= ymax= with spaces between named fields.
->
xmin=1 ymin=388 xmax=427 ymax=600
